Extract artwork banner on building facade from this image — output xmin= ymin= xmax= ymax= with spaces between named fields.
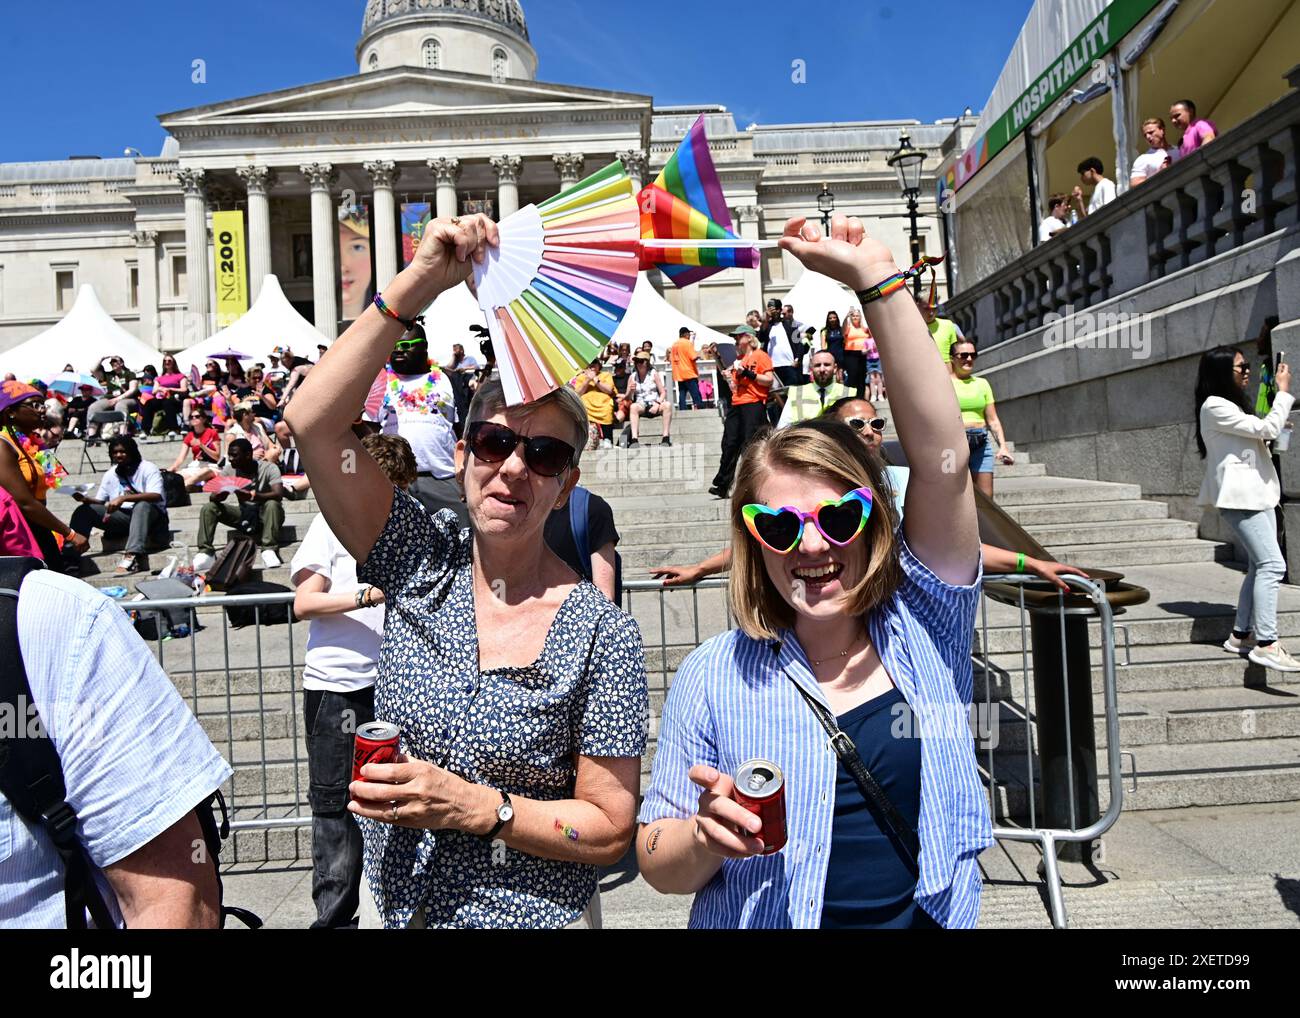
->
xmin=339 ymin=199 xmax=375 ymax=322
xmin=401 ymin=202 xmax=432 ymax=268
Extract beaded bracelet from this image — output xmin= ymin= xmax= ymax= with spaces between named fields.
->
xmin=373 ymin=292 xmax=419 ymax=332
xmin=855 ymin=255 xmax=946 ymax=306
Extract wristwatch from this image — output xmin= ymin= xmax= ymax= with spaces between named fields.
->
xmin=483 ymin=789 xmax=514 ymax=840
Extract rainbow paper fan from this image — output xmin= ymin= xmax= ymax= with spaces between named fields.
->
xmin=473 ymin=161 xmax=641 ymax=405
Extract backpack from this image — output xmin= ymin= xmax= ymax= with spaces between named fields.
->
xmin=224 ymin=580 xmax=293 ymax=628
xmin=160 ymin=469 xmax=191 ymax=508
xmin=569 ymin=486 xmax=622 ymax=604
xmin=207 ymin=533 xmax=256 ymax=591
xmin=0 ymin=556 xmax=260 ymax=929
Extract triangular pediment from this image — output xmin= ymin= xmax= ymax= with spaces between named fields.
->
xmin=160 ymin=67 xmax=649 ymax=128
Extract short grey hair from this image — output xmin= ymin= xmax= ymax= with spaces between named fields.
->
xmin=466 ymin=379 xmax=589 ymax=467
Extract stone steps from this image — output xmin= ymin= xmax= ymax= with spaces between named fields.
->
xmin=1043 ymin=538 xmax=1230 ymax=568
xmin=1006 ymin=499 xmax=1169 ymax=526
xmin=989 ymin=738 xmax=1300 ymax=815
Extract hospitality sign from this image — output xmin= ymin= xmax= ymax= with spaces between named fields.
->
xmin=953 ymin=0 xmax=1163 ymax=192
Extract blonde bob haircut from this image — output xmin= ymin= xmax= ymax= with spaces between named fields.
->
xmin=729 ymin=418 xmax=902 ymax=641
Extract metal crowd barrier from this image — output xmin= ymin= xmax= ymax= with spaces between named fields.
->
xmin=125 ymin=571 xmax=1123 ymax=926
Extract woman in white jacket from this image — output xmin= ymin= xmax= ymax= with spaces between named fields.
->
xmin=1196 ymin=346 xmax=1298 ymax=671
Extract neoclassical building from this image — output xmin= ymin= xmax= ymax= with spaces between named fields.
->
xmin=0 ymin=0 xmax=963 ymax=355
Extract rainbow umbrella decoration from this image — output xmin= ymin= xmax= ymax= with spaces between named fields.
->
xmin=638 ymin=114 xmax=762 ymax=286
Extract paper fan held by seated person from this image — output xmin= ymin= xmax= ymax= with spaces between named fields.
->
xmin=202 ymin=475 xmax=253 ymax=494
xmin=472 ymin=161 xmax=642 ymax=405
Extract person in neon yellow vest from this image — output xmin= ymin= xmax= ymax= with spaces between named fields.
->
xmin=776 ymin=349 xmax=853 ymax=428
xmin=915 ymin=294 xmax=965 ymax=366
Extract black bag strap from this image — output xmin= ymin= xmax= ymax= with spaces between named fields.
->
xmin=780 ymin=660 xmax=920 ymax=870
xmin=0 ymin=556 xmax=118 ymax=929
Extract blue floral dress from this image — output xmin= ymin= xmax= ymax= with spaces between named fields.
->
xmin=357 ymin=489 xmax=649 ymax=928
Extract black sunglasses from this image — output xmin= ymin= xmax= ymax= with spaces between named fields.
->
xmin=954 ymin=351 xmax=977 ymax=361
xmin=466 ymin=421 xmax=575 ymax=478
xmin=846 ymin=416 xmax=887 ymax=433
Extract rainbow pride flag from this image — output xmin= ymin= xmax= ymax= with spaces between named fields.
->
xmin=639 ymin=114 xmax=759 ymax=287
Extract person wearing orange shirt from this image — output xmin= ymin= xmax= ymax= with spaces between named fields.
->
xmin=669 ymin=327 xmax=704 ymax=411
xmin=841 ymin=307 xmax=870 ymax=399
xmin=709 ymin=325 xmax=773 ymax=499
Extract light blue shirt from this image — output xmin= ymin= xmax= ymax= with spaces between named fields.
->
xmin=1 ymin=571 xmax=231 ymax=928
xmin=639 ymin=538 xmax=992 ymax=928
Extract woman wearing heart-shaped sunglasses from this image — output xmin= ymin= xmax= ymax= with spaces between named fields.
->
xmin=638 ymin=213 xmax=991 ymax=929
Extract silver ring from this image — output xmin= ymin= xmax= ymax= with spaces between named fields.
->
xmin=390 ymin=802 xmax=400 ymax=822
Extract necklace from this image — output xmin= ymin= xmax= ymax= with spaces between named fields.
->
xmin=807 ymin=626 xmax=865 ymax=668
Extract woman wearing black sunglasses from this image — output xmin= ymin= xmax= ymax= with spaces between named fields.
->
xmin=285 ymin=214 xmax=648 ymax=929
xmin=951 ymin=338 xmax=1013 ymax=498
xmin=638 ymin=213 xmax=989 ymax=928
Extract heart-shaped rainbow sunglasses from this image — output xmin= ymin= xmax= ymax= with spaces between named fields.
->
xmin=742 ymin=486 xmax=874 ymax=554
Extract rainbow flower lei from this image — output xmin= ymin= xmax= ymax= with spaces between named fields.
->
xmin=15 ymin=430 xmax=67 ymax=491
xmin=384 ymin=363 xmax=451 ymax=416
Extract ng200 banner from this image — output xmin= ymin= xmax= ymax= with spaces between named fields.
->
xmin=212 ymin=210 xmax=248 ymax=328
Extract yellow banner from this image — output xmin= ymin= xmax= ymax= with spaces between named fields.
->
xmin=212 ymin=210 xmax=248 ymax=328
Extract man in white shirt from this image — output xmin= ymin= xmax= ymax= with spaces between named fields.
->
xmin=1038 ymin=194 xmax=1070 ymax=242
xmin=379 ymin=325 xmax=468 ymax=528
xmin=290 ymin=434 xmax=412 ymax=927
xmin=67 ymin=434 xmax=169 ymax=575
xmin=1129 ymin=117 xmax=1176 ymax=186
xmin=1072 ymin=157 xmax=1117 ymax=219
xmin=1 ymin=564 xmax=231 ymax=927
xmin=760 ymin=297 xmax=800 ymax=388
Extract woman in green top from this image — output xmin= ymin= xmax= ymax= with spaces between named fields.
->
xmin=950 ymin=338 xmax=1013 ymax=497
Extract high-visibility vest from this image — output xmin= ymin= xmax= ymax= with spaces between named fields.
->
xmin=777 ymin=381 xmax=854 ymax=428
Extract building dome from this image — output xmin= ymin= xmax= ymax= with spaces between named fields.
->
xmin=357 ymin=0 xmax=538 ymax=79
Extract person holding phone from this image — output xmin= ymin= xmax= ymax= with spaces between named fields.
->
xmin=1196 ymin=346 xmax=1300 ymax=671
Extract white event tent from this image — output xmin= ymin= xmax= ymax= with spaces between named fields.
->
xmin=175 ymin=275 xmax=326 ymax=372
xmin=0 ymin=285 xmax=164 ymax=379
xmin=612 ymin=274 xmax=734 ymax=356
xmin=783 ymin=269 xmax=860 ymax=336
xmin=418 ymin=280 xmax=490 ymax=366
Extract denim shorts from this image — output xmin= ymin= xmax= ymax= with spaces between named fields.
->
xmin=866 ymin=358 xmax=882 ymax=375
xmin=966 ymin=428 xmax=994 ymax=474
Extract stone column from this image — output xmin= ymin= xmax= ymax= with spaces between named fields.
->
xmin=552 ymin=153 xmax=585 ymax=189
xmin=176 ymin=167 xmax=212 ymax=340
xmin=300 ymin=162 xmax=339 ymax=339
xmin=365 ymin=160 xmax=401 ymax=288
xmin=132 ymin=229 xmax=159 ymax=346
xmin=617 ymin=149 xmax=649 ymax=192
xmin=428 ymin=157 xmax=461 ymax=219
xmin=236 ymin=164 xmax=275 ymax=302
xmin=736 ymin=205 xmax=764 ymax=314
xmin=490 ymin=155 xmax=523 ymax=218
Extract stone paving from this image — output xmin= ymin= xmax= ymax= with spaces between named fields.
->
xmin=221 ymin=801 xmax=1300 ymax=929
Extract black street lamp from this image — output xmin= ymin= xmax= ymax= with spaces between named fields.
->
xmin=888 ymin=130 xmax=926 ymax=296
xmin=817 ymin=182 xmax=835 ymax=235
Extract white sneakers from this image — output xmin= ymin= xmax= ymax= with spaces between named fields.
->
xmin=1247 ymin=642 xmax=1300 ymax=672
xmin=1222 ymin=634 xmax=1251 ymax=656
xmin=260 ymin=549 xmax=282 ymax=569
xmin=191 ymin=551 xmax=215 ymax=573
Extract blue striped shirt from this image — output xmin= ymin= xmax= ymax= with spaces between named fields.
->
xmin=639 ymin=538 xmax=993 ymax=928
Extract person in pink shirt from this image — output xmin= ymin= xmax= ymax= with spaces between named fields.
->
xmin=1171 ymin=99 xmax=1216 ymax=157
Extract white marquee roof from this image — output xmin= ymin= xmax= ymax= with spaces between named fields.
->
xmin=0 ymin=285 xmax=164 ymax=379
xmin=612 ymin=274 xmax=734 ymax=355
xmin=176 ymin=275 xmax=327 ymax=372
xmin=783 ymin=269 xmax=861 ymax=333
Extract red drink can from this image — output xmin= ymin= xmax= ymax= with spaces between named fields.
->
xmin=352 ymin=721 xmax=400 ymax=783
xmin=732 ymin=758 xmax=787 ymax=854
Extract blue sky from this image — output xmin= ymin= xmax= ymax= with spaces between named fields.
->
xmin=4 ymin=0 xmax=1032 ymax=162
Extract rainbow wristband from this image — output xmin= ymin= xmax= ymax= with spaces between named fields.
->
xmin=373 ymin=292 xmax=418 ymax=332
xmin=855 ymin=255 xmax=946 ymax=306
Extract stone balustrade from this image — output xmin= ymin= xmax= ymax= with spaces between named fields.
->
xmin=947 ymin=81 xmax=1300 ymax=350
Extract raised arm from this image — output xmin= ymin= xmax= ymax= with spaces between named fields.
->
xmin=283 ymin=215 xmax=498 ymax=562
xmin=779 ymin=214 xmax=978 ymax=584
